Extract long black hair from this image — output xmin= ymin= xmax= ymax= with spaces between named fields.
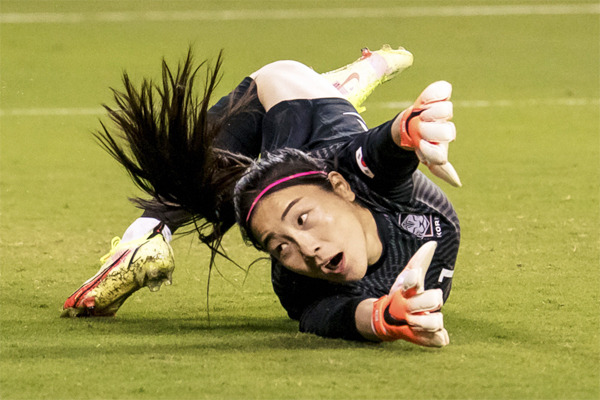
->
xmin=94 ymin=49 xmax=253 ymax=252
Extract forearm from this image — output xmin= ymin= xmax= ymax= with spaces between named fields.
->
xmin=355 ymin=298 xmax=379 ymax=341
xmin=298 ymin=295 xmax=371 ymax=341
xmin=354 ymin=118 xmax=420 ymax=190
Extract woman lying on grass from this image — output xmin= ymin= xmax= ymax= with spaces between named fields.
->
xmin=62 ymin=46 xmax=461 ymax=347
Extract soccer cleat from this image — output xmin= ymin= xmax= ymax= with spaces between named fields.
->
xmin=61 ymin=223 xmax=174 ymax=317
xmin=322 ymin=45 xmax=413 ymax=112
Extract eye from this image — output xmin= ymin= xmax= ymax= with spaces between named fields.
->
xmin=275 ymin=243 xmax=289 ymax=258
xmin=297 ymin=213 xmax=308 ymax=226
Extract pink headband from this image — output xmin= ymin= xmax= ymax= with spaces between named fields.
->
xmin=245 ymin=171 xmax=328 ymax=223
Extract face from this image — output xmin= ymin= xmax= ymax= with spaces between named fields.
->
xmin=249 ymin=172 xmax=382 ymax=283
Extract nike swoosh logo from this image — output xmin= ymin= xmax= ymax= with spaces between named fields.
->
xmin=335 ymin=72 xmax=360 ymax=89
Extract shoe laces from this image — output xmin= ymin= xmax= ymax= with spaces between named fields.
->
xmin=99 ymin=237 xmax=122 ymax=264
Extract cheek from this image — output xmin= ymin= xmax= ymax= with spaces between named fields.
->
xmin=320 ymin=204 xmax=359 ymax=232
xmin=320 ymin=212 xmax=337 ymax=225
xmin=338 ymin=217 xmax=367 ymax=245
xmin=319 ymin=208 xmax=368 ymax=254
xmin=282 ymin=258 xmax=316 ymax=278
xmin=344 ymin=229 xmax=370 ymax=269
xmin=348 ymin=244 xmax=369 ymax=267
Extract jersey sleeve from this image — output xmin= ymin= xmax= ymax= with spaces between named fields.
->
xmin=271 ymin=260 xmax=371 ymax=341
xmin=332 ymin=118 xmax=420 ymax=203
xmin=298 ymin=295 xmax=369 ymax=341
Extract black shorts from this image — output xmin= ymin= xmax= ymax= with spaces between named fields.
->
xmin=260 ymin=98 xmax=368 ymax=153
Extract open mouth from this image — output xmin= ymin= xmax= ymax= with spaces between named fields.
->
xmin=330 ymin=252 xmax=343 ymax=267
xmin=322 ymin=252 xmax=345 ymax=275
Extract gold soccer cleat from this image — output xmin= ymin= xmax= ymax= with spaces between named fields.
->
xmin=61 ymin=223 xmax=174 ymax=317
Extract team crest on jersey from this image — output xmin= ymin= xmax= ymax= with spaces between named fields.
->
xmin=355 ymin=147 xmax=375 ymax=178
xmin=399 ymin=214 xmax=442 ymax=238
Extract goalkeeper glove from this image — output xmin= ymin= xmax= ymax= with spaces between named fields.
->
xmin=397 ymin=81 xmax=462 ymax=187
xmin=371 ymin=242 xmax=450 ymax=347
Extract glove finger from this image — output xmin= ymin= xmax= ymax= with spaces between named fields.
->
xmin=401 ymin=268 xmax=420 ymax=293
xmin=415 ymin=81 xmax=452 ymax=107
xmin=390 ymin=268 xmax=419 ymax=295
xmin=414 ymin=328 xmax=450 ymax=347
xmin=389 ymin=286 xmax=442 ymax=321
xmin=420 ymin=101 xmax=453 ymax=122
xmin=400 ymin=242 xmax=437 ymax=297
xmin=419 ymin=140 xmax=448 ymax=165
xmin=406 ymin=289 xmax=444 ymax=313
xmin=406 ymin=312 xmax=444 ymax=332
xmin=429 ymin=162 xmax=462 ymax=187
xmin=419 ymin=121 xmax=456 ymax=143
xmin=399 ymin=325 xmax=449 ymax=347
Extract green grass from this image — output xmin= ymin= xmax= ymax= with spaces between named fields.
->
xmin=1 ymin=1 xmax=599 ymax=399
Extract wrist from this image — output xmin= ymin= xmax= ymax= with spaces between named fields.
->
xmin=371 ymin=294 xmax=399 ymax=342
xmin=392 ymin=106 xmax=422 ymax=151
xmin=355 ymin=298 xmax=380 ymax=341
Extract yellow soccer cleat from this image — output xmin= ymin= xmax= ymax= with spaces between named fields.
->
xmin=61 ymin=223 xmax=174 ymax=317
xmin=322 ymin=45 xmax=414 ymax=112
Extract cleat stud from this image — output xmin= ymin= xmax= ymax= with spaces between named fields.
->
xmin=148 ymin=282 xmax=161 ymax=292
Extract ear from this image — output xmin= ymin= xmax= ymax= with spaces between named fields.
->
xmin=327 ymin=171 xmax=356 ymax=202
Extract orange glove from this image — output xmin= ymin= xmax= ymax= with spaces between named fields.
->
xmin=397 ymin=81 xmax=462 ymax=187
xmin=371 ymin=242 xmax=450 ymax=347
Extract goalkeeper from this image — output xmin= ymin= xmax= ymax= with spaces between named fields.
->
xmin=62 ymin=46 xmax=461 ymax=347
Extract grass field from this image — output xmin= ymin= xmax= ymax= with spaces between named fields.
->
xmin=1 ymin=1 xmax=599 ymax=399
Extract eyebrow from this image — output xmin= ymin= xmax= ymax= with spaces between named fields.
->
xmin=259 ymin=197 xmax=302 ymax=250
xmin=281 ymin=197 xmax=302 ymax=221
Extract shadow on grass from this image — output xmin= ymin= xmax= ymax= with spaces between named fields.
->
xmin=1 ymin=313 xmax=437 ymax=362
xmin=5 ymin=306 xmax=543 ymax=362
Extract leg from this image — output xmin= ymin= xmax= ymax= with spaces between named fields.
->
xmin=322 ymin=45 xmax=413 ymax=112
xmin=251 ymin=60 xmax=345 ymax=112
xmin=253 ymin=45 xmax=413 ymax=113
xmin=214 ymin=45 xmax=413 ymax=156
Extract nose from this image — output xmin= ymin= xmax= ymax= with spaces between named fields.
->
xmin=296 ymin=232 xmax=321 ymax=263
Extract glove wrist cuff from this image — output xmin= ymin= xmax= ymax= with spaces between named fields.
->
xmin=371 ymin=295 xmax=395 ymax=341
xmin=399 ymin=105 xmax=422 ymax=150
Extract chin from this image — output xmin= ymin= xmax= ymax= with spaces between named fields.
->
xmin=345 ymin=273 xmax=366 ymax=283
xmin=338 ymin=268 xmax=368 ymax=283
